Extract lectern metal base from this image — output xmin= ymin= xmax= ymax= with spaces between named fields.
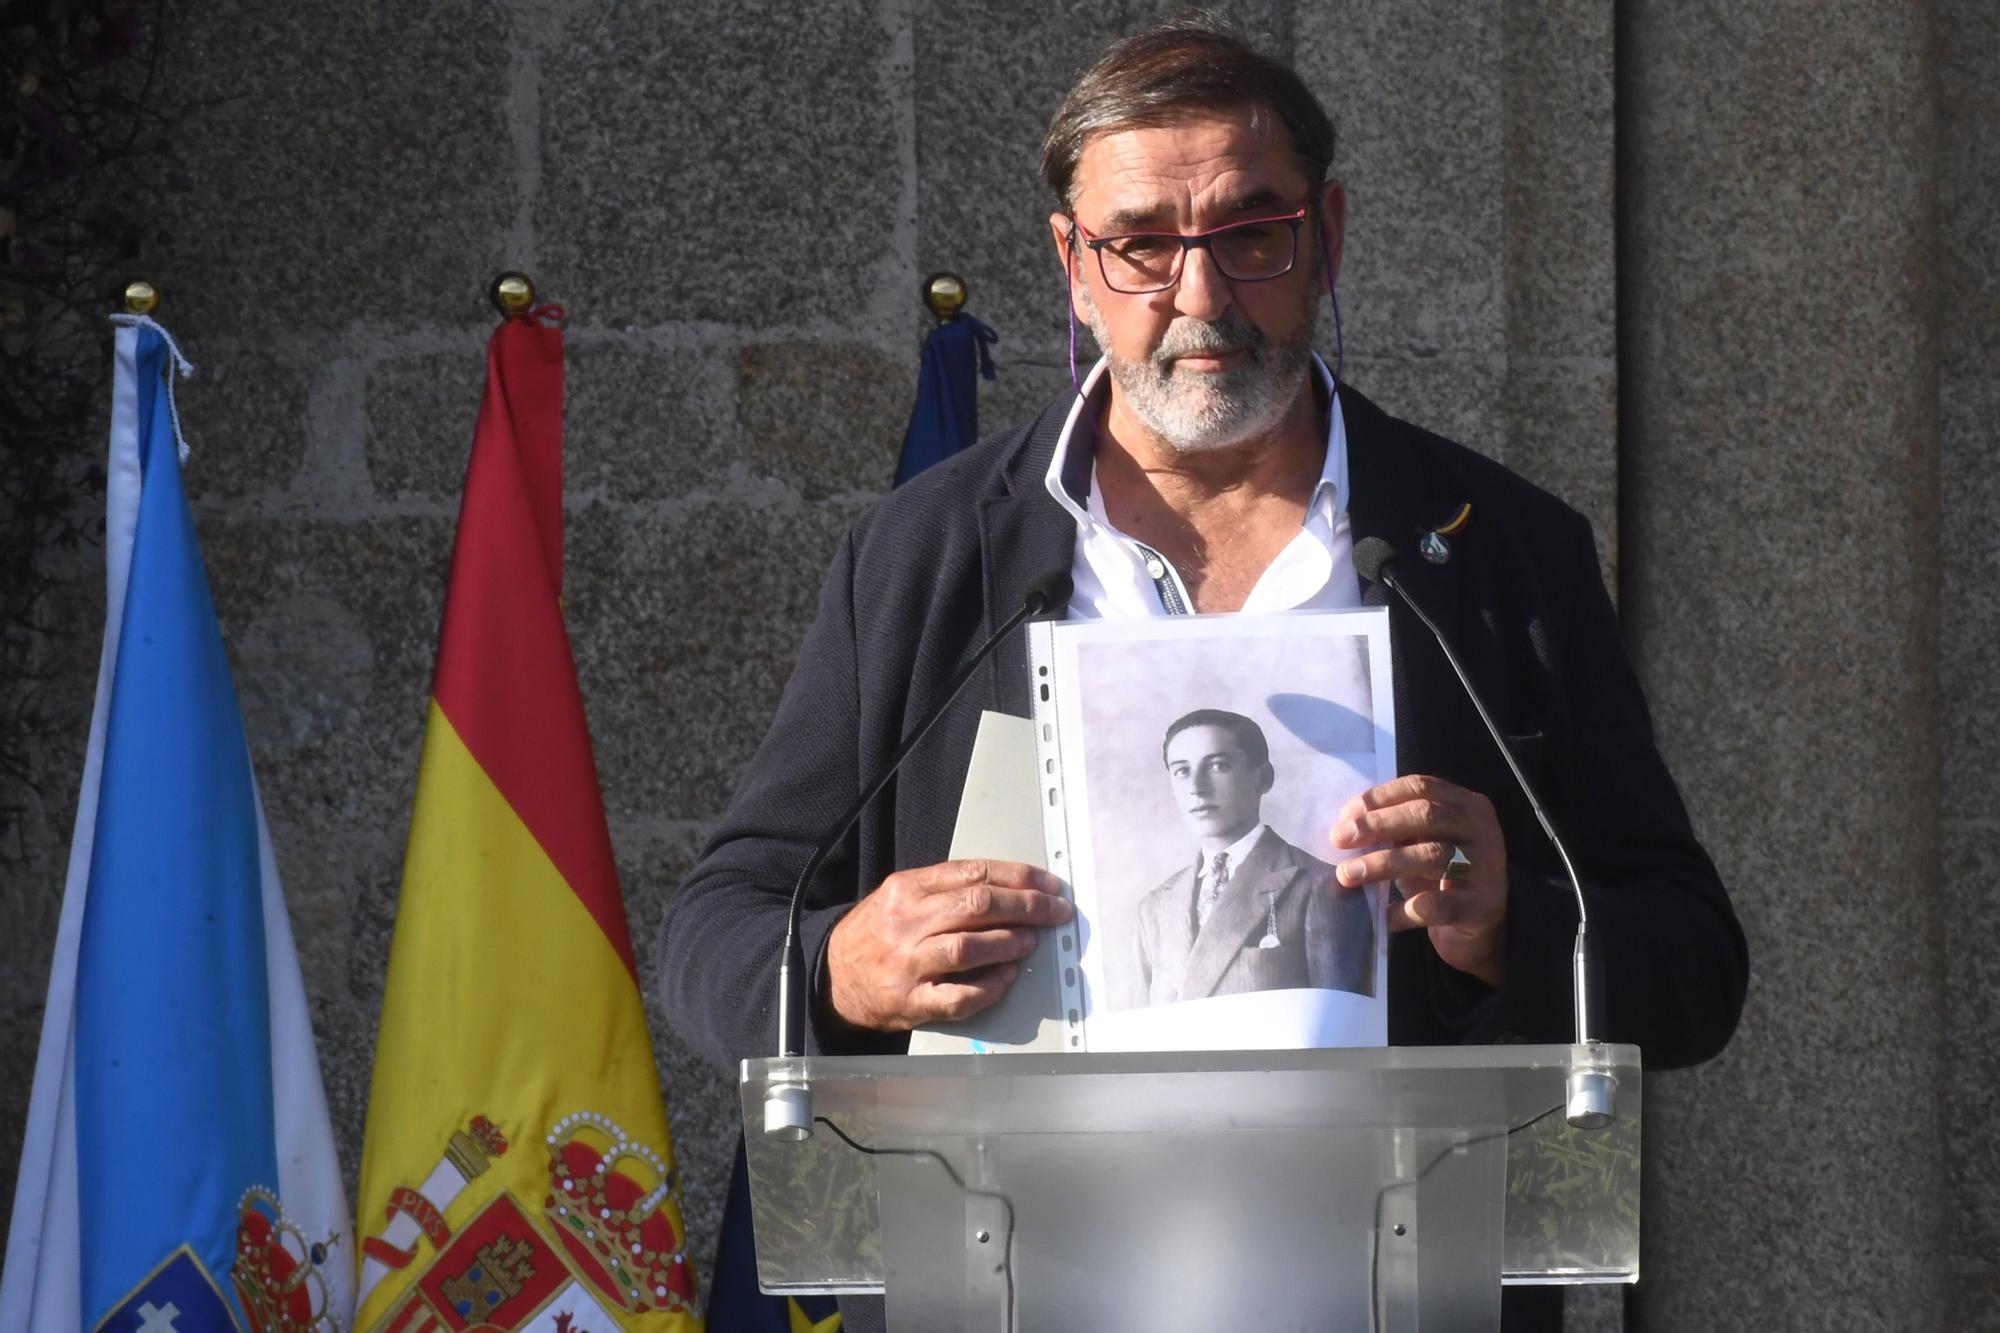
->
xmin=741 ymin=1045 xmax=1642 ymax=1332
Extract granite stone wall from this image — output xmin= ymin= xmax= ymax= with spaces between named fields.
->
xmin=0 ymin=1 xmax=1985 ymax=1327
xmin=1937 ymin=0 xmax=1999 ymax=1320
xmin=1621 ymin=1 xmax=1959 ymax=1329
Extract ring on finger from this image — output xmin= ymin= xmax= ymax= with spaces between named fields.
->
xmin=1442 ymin=844 xmax=1473 ymax=882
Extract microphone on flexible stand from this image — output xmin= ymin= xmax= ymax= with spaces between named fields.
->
xmin=1351 ymin=537 xmax=1615 ymax=1128
xmin=765 ymin=567 xmax=1076 ymax=1141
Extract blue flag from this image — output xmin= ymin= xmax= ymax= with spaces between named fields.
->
xmin=0 ymin=319 xmax=354 ymax=1331
xmin=892 ymin=313 xmax=997 ymax=487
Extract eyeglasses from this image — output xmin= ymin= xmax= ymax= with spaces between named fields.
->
xmin=1072 ymin=205 xmax=1310 ymax=294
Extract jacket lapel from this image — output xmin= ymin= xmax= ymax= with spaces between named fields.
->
xmin=977 ymin=403 xmax=1079 ymax=717
xmin=1342 ymin=387 xmax=1467 ymax=780
xmin=1178 ymin=827 xmax=1289 ymax=1001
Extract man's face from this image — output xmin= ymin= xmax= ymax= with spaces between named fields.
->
xmin=1049 ymin=106 xmax=1345 ymax=455
xmin=1164 ymin=723 xmax=1271 ymax=847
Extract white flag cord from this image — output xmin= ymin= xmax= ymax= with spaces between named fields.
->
xmin=108 ymin=312 xmax=196 ymax=462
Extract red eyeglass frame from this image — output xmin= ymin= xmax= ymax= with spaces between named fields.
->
xmin=1070 ymin=204 xmax=1313 ymax=292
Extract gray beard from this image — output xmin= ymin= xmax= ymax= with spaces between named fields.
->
xmin=1080 ymin=295 xmax=1315 ymax=456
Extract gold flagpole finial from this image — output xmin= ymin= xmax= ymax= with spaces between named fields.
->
xmin=123 ymin=280 xmax=159 ymax=315
xmin=490 ymin=271 xmax=536 ymax=318
xmin=922 ymin=271 xmax=967 ymax=323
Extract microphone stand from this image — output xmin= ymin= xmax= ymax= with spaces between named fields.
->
xmin=1360 ymin=541 xmax=1615 ymax=1128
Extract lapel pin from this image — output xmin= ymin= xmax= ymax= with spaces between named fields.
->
xmin=1420 ymin=502 xmax=1472 ymax=565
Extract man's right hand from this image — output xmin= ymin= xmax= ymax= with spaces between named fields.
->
xmin=825 ymin=859 xmax=1073 ymax=1032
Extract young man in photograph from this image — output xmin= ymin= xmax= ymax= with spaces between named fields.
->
xmin=1130 ymin=708 xmax=1371 ymax=1006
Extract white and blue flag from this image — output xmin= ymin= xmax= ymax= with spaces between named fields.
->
xmin=0 ymin=318 xmax=354 ymax=1331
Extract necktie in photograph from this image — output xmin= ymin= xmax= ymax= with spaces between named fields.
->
xmin=1196 ymin=851 xmax=1232 ymax=929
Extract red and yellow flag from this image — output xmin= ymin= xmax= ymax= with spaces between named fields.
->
xmin=356 ymin=309 xmax=702 ymax=1331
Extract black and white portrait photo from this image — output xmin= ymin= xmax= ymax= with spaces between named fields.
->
xmin=1130 ymin=707 xmax=1374 ymax=1007
xmin=1031 ymin=610 xmax=1395 ymax=1050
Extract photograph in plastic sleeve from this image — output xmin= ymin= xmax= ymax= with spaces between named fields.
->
xmin=1038 ymin=609 xmax=1396 ymax=1051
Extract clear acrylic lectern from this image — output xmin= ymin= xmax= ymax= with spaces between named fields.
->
xmin=740 ymin=1043 xmax=1640 ymax=1331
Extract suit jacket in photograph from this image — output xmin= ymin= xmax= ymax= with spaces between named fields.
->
xmin=1132 ymin=826 xmax=1373 ymax=1006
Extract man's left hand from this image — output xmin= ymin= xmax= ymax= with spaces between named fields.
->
xmin=1330 ymin=774 xmax=1508 ymax=986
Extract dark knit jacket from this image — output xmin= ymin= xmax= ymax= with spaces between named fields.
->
xmin=658 ymin=383 xmax=1748 ymax=1331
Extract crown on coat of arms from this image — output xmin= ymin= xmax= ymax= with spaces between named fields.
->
xmin=541 ymin=1110 xmax=699 ymax=1316
xmin=443 ymin=1113 xmax=510 ymax=1182
xmin=231 ymin=1186 xmax=343 ymax=1333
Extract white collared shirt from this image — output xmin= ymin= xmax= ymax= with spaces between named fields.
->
xmin=1194 ymin=821 xmax=1268 ymax=930
xmin=1044 ymin=354 xmax=1361 ymax=620
xmin=1198 ymin=821 xmax=1268 ymax=882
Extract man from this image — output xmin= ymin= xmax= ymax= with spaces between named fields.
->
xmin=661 ymin=19 xmax=1746 ymax=1330
xmin=1131 ymin=709 xmax=1372 ymax=1006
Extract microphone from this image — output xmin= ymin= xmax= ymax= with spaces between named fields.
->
xmin=1352 ymin=536 xmax=1614 ymax=1128
xmin=765 ymin=567 xmax=1075 ymax=1140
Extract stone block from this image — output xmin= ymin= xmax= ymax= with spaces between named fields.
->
xmin=1940 ymin=3 xmax=2000 ymax=1291
xmin=735 ymin=341 xmax=910 ymax=498
xmin=1621 ymin=2 xmax=1943 ymax=1326
xmin=565 ymin=493 xmax=871 ymax=833
xmin=0 ymin=1002 xmax=47 ymax=1255
xmin=1502 ymin=359 xmax=1617 ymax=583
xmin=1342 ymin=353 xmax=1504 ymax=464
xmin=203 ymin=515 xmax=451 ymax=834
xmin=1941 ymin=378 xmax=2000 ymax=803
xmin=538 ymin=0 xmax=899 ymax=331
xmin=365 ymin=352 xmax=489 ymax=501
xmin=232 ymin=592 xmax=378 ymax=760
xmin=273 ymin=818 xmax=408 ymax=1199
xmin=1941 ymin=381 xmax=1998 ymax=1293
xmin=976 ymin=357 xmax=1076 ymax=443
xmin=1563 ymin=1285 xmax=1623 ymax=1333
xmin=1940 ymin=0 xmax=2000 ymax=381
xmin=1298 ymin=2 xmax=1505 ymax=361
xmin=1936 ymin=7 xmax=2000 ymax=1288
xmin=569 ymin=341 xmax=741 ymax=503
xmin=178 ymin=347 xmax=314 ymax=504
xmin=1950 ymin=1274 xmax=2000 ymax=1333
xmin=368 ymin=339 xmax=745 ymax=506
xmin=0 ymin=587 xmax=101 ymax=1009
xmin=151 ymin=0 xmax=512 ymax=346
xmin=1500 ymin=0 xmax=1614 ymax=364
xmin=1944 ymin=823 xmax=2000 ymax=1279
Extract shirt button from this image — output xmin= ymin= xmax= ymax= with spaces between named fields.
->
xmin=1144 ymin=557 xmax=1166 ymax=580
